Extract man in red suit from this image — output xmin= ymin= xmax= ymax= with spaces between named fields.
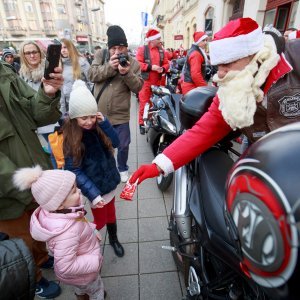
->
xmin=136 ymin=29 xmax=169 ymax=134
xmin=130 ymin=18 xmax=300 ymax=183
xmin=181 ymin=31 xmax=208 ymax=95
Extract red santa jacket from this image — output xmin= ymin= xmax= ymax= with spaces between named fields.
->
xmin=136 ymin=43 xmax=169 ymax=84
xmin=153 ymin=53 xmax=294 ymax=174
xmin=181 ymin=45 xmax=207 ymax=95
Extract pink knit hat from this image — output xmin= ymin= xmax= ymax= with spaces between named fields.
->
xmin=13 ymin=165 xmax=76 ymax=211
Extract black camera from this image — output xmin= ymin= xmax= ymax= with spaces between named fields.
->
xmin=118 ymin=53 xmax=129 ymax=67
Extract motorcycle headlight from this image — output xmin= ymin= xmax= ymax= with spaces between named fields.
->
xmin=159 ymin=115 xmax=177 ymax=135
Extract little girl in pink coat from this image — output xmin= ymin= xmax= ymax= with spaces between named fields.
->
xmin=13 ymin=165 xmax=104 ymax=300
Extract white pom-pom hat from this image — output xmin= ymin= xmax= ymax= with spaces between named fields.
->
xmin=13 ymin=165 xmax=76 ymax=211
xmin=69 ymin=79 xmax=98 ymax=119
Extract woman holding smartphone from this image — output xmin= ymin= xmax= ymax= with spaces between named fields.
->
xmin=19 ymin=41 xmax=58 ymax=145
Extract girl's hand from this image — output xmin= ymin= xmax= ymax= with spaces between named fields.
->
xmin=94 ymin=199 xmax=106 ymax=208
xmin=96 ymin=112 xmax=105 ymax=122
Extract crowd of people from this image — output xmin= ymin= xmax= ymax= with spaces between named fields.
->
xmin=0 ymin=17 xmax=299 ymax=300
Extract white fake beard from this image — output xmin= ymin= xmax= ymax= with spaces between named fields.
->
xmin=213 ymin=35 xmax=280 ymax=130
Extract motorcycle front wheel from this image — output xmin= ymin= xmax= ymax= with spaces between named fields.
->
xmin=156 ymin=172 xmax=173 ymax=192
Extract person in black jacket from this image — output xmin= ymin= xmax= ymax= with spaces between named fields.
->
xmin=0 ymin=233 xmax=35 ymax=300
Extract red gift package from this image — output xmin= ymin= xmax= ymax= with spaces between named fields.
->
xmin=120 ymin=179 xmax=138 ymax=201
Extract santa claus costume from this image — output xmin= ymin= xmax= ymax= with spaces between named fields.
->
xmin=181 ymin=31 xmax=208 ymax=95
xmin=136 ymin=29 xmax=169 ymax=133
xmin=130 ymin=17 xmax=300 ymax=183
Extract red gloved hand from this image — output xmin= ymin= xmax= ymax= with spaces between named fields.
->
xmin=129 ymin=163 xmax=160 ymax=185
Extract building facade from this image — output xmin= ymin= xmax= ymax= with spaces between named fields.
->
xmin=150 ymin=0 xmax=300 ymax=50
xmin=0 ymin=0 xmax=107 ymax=52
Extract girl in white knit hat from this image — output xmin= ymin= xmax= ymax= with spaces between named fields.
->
xmin=62 ymin=80 xmax=124 ymax=258
xmin=13 ymin=166 xmax=105 ymax=300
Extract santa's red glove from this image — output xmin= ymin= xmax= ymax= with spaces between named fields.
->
xmin=129 ymin=164 xmax=160 ymax=185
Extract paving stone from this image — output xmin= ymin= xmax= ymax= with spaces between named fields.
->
xmin=115 ymin=198 xmax=138 ymax=219
xmin=138 ymin=197 xmax=166 ymax=218
xmin=140 ymin=272 xmax=183 ymax=300
xmin=139 ymin=240 xmax=177 ymax=274
xmin=139 ymin=216 xmax=169 ymax=242
xmin=102 ymin=243 xmax=138 ymax=276
xmin=137 ymin=178 xmax=163 ymax=199
xmin=105 ymin=218 xmax=138 ymax=244
xmin=103 ymin=275 xmax=139 ymax=300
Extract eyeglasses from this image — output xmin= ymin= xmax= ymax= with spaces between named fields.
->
xmin=24 ymin=50 xmax=40 ymax=56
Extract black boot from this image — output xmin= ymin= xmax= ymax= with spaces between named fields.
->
xmin=107 ymin=223 xmax=124 ymax=257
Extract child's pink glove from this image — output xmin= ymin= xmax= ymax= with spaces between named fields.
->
xmin=129 ymin=164 xmax=160 ymax=185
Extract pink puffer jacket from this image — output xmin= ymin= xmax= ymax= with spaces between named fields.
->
xmin=30 ymin=206 xmax=102 ymax=286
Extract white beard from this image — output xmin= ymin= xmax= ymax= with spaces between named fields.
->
xmin=213 ymin=35 xmax=280 ymax=130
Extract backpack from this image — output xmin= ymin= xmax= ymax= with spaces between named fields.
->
xmin=48 ymin=131 xmax=65 ymax=169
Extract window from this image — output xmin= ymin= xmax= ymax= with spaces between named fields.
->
xmin=288 ymin=0 xmax=299 ymax=28
xmin=24 ymin=2 xmax=34 ymax=13
xmin=275 ymin=5 xmax=290 ymax=32
xmin=57 ymin=4 xmax=66 ymax=14
xmin=263 ymin=9 xmax=276 ymax=27
xmin=3 ymin=0 xmax=17 ymax=11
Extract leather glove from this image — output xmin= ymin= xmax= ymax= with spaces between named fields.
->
xmin=129 ymin=163 xmax=160 ymax=185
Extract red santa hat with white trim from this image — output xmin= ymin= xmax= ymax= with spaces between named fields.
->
xmin=288 ymin=30 xmax=300 ymax=40
xmin=209 ymin=18 xmax=264 ymax=66
xmin=145 ymin=29 xmax=161 ymax=42
xmin=193 ymin=31 xmax=208 ymax=44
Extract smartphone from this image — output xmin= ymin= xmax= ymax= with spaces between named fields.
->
xmin=44 ymin=43 xmax=62 ymax=80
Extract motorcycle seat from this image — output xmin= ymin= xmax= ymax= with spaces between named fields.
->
xmin=197 ymin=148 xmax=234 ymax=245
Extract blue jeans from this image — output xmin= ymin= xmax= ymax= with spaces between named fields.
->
xmin=113 ymin=123 xmax=131 ymax=172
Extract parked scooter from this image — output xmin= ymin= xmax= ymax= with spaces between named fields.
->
xmin=144 ymin=85 xmax=181 ymax=191
xmin=165 ymin=86 xmax=300 ymax=299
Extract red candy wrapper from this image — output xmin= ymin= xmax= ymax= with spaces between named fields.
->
xmin=120 ymin=179 xmax=138 ymax=201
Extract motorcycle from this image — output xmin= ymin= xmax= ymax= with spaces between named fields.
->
xmin=166 ymin=58 xmax=186 ymax=93
xmin=144 ymin=85 xmax=181 ymax=191
xmin=165 ymin=86 xmax=300 ymax=299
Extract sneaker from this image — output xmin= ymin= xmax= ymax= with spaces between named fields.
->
xmin=35 ymin=277 xmax=61 ymax=299
xmin=40 ymin=255 xmax=54 ymax=269
xmin=139 ymin=125 xmax=145 ymax=135
xmin=120 ymin=171 xmax=129 ymax=183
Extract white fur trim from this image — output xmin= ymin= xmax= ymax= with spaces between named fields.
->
xmin=194 ymin=34 xmax=208 ymax=45
xmin=13 ymin=165 xmax=43 ymax=191
xmin=146 ymin=32 xmax=161 ymax=42
xmin=209 ymin=27 xmax=263 ymax=65
xmin=153 ymin=153 xmax=174 ymax=175
xmin=288 ymin=31 xmax=296 ymax=40
xmin=91 ymin=195 xmax=104 ymax=208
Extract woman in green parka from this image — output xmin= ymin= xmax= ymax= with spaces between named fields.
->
xmin=0 ymin=60 xmax=64 ymax=299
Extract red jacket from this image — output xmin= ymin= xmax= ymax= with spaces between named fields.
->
xmin=181 ymin=47 xmax=207 ymax=95
xmin=136 ymin=43 xmax=169 ymax=83
xmin=153 ymin=54 xmax=293 ymax=174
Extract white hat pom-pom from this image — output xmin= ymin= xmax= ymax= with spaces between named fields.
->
xmin=72 ymin=79 xmax=86 ymax=91
xmin=13 ymin=165 xmax=43 ymax=191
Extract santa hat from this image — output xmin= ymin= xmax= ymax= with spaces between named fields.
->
xmin=209 ymin=18 xmax=264 ymax=66
xmin=288 ymin=30 xmax=300 ymax=40
xmin=69 ymin=80 xmax=98 ymax=119
xmin=193 ymin=31 xmax=208 ymax=44
xmin=145 ymin=29 xmax=161 ymax=42
xmin=13 ymin=165 xmax=76 ymax=211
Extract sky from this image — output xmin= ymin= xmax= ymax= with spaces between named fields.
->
xmin=104 ymin=0 xmax=155 ymax=45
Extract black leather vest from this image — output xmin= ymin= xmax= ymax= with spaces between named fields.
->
xmin=242 ymin=40 xmax=300 ymax=143
xmin=183 ymin=44 xmax=206 ymax=83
